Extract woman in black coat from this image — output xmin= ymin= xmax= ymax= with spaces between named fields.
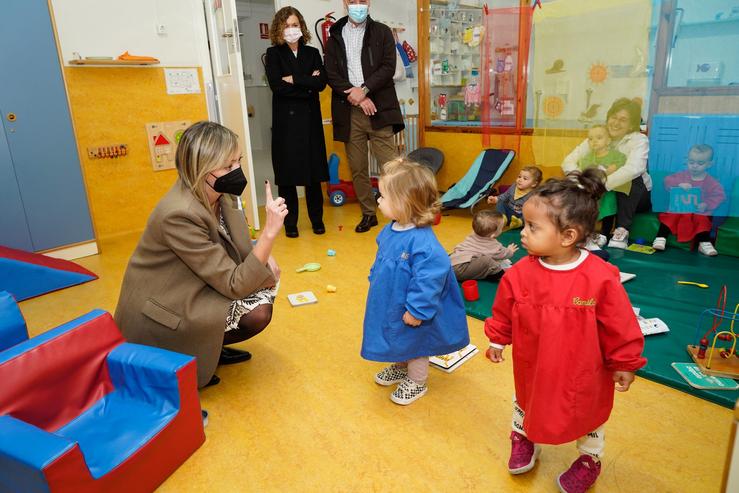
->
xmin=265 ymin=6 xmax=328 ymax=238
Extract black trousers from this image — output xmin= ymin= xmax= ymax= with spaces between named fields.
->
xmin=279 ymin=183 xmax=324 ymax=229
xmin=601 ymin=176 xmax=652 ymax=233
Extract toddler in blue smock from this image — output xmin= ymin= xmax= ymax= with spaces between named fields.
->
xmin=361 ymin=159 xmax=469 ymax=405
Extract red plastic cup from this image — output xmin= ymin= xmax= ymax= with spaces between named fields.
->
xmin=461 ymin=280 xmax=479 ymax=301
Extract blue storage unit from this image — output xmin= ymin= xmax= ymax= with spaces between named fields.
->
xmin=0 ymin=1 xmax=94 ymax=252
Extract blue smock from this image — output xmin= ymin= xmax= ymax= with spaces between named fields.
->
xmin=361 ymin=223 xmax=469 ymax=362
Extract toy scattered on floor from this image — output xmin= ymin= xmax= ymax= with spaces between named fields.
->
xmin=619 ymin=272 xmax=636 ymax=283
xmin=626 ymin=243 xmax=655 ymax=254
xmin=296 ymin=262 xmax=321 ymax=273
xmin=327 ymin=249 xmax=336 ymax=256
xmin=326 ymin=285 xmax=337 ymax=293
xmin=430 ymin=344 xmax=479 ymax=373
xmin=678 ymin=281 xmax=709 ymax=288
xmin=632 ymin=306 xmax=669 ymax=336
xmin=338 ymin=225 xmax=343 ymax=231
xmin=461 ymin=280 xmax=479 ymax=301
xmin=687 ymin=285 xmax=739 ymax=379
xmin=671 ymin=362 xmax=739 ymax=390
xmin=287 ymin=291 xmax=318 ymax=307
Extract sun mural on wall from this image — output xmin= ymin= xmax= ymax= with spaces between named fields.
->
xmin=588 ymin=62 xmax=609 ymax=84
xmin=543 ymin=95 xmax=565 ymax=118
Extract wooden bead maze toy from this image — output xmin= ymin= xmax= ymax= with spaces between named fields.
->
xmin=687 ymin=285 xmax=739 ymax=379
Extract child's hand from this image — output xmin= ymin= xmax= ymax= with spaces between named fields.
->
xmin=507 ymin=243 xmax=519 ymax=254
xmin=402 ymin=311 xmax=422 ymax=327
xmin=613 ymin=371 xmax=635 ymax=392
xmin=606 ymin=165 xmax=617 ymax=175
xmin=485 ymin=346 xmax=504 ymax=363
xmin=678 ymin=182 xmax=692 ymax=191
xmin=487 ymin=195 xmax=498 ymax=205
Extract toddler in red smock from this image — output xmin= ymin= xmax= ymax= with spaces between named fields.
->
xmin=484 ymin=168 xmax=647 ymax=493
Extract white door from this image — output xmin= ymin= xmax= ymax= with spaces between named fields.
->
xmin=204 ymin=0 xmax=260 ymax=229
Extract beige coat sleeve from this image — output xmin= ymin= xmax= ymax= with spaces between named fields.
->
xmin=160 ymin=210 xmax=274 ymax=300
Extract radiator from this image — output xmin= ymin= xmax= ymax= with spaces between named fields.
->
xmin=368 ymin=114 xmax=419 ymax=176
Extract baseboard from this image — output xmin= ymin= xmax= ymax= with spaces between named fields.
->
xmin=41 ymin=240 xmax=99 ymax=260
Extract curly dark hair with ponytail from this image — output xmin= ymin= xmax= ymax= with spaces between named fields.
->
xmin=529 ymin=168 xmax=607 ymax=242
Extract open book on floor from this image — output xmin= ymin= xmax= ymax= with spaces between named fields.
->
xmin=430 ymin=344 xmax=479 ymax=373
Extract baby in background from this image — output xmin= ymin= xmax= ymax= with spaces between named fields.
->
xmin=450 ymin=209 xmax=518 ymax=282
xmin=577 ymin=124 xmax=629 ymax=245
xmin=487 ymin=166 xmax=542 ymax=229
xmin=578 ymin=125 xmax=629 ymax=192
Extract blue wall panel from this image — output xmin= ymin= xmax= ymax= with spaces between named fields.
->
xmin=0 ymin=1 xmax=94 ymax=251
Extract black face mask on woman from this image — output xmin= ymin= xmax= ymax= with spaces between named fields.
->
xmin=210 ymin=167 xmax=247 ymax=195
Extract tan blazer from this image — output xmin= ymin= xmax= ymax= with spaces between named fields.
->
xmin=114 ymin=180 xmax=275 ymax=387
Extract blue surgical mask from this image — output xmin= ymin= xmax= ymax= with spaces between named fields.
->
xmin=347 ymin=4 xmax=369 ymax=24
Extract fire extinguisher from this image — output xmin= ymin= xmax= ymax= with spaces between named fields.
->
xmin=314 ymin=12 xmax=336 ymax=53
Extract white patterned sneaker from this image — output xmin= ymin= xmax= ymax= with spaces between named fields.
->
xmin=698 ymin=242 xmax=718 ymax=256
xmin=607 ymin=227 xmax=629 ymax=249
xmin=594 ymin=234 xmax=608 ymax=248
xmin=390 ymin=377 xmax=428 ymax=405
xmin=375 ymin=364 xmax=408 ymax=386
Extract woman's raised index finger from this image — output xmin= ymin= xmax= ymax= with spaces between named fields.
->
xmin=264 ymin=180 xmax=273 ymax=202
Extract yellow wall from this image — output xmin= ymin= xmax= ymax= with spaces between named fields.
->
xmin=64 ymin=67 xmax=208 ymax=240
xmin=317 ymin=93 xmax=590 ymax=190
xmin=425 ymin=130 xmax=587 ymax=190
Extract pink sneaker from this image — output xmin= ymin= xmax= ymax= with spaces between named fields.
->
xmin=508 ymin=431 xmax=541 ymax=474
xmin=557 ymin=455 xmax=601 ymax=493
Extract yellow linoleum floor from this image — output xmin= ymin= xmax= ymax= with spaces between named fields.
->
xmin=20 ymin=202 xmax=732 ymax=492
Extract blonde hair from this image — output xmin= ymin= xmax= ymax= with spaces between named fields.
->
xmin=381 ymin=158 xmax=440 ymax=227
xmin=270 ymin=6 xmax=311 ymax=45
xmin=473 ymin=209 xmax=505 ymax=237
xmin=175 ymin=121 xmax=239 ymax=214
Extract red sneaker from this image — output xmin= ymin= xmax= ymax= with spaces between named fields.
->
xmin=557 ymin=455 xmax=601 ymax=493
xmin=508 ymin=431 xmax=540 ymax=474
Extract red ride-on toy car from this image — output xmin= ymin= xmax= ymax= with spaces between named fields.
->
xmin=326 ymin=153 xmax=379 ymax=206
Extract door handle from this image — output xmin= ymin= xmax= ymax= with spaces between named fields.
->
xmin=222 ymin=31 xmax=244 ymax=38
xmin=6 ymin=112 xmax=16 ymax=122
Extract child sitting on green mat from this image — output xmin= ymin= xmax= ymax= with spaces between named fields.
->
xmin=449 ymin=209 xmax=518 ymax=282
xmin=652 ymin=144 xmax=726 ymax=256
xmin=577 ymin=125 xmax=628 ymax=246
xmin=487 ymin=166 xmax=542 ymax=229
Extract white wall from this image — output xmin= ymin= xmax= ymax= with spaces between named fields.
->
xmin=51 ymin=0 xmax=211 ymax=68
xmin=274 ymin=0 xmax=420 ymax=115
xmin=237 ymin=0 xmax=276 ymax=151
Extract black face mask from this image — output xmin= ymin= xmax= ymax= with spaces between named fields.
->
xmin=210 ymin=167 xmax=247 ymax=195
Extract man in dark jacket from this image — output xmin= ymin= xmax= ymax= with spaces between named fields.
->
xmin=324 ymin=0 xmax=405 ymax=233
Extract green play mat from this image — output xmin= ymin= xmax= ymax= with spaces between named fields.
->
xmin=463 ymin=228 xmax=739 ymax=409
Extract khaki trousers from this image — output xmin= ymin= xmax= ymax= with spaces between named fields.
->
xmin=345 ymin=106 xmax=398 ymax=216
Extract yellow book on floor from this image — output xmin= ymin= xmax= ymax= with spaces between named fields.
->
xmin=287 ymin=291 xmax=317 ymax=307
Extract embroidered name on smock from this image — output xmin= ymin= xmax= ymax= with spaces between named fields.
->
xmin=572 ymin=297 xmax=596 ymax=306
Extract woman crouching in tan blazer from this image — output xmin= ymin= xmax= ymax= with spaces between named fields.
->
xmin=115 ymin=121 xmax=287 ymax=388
